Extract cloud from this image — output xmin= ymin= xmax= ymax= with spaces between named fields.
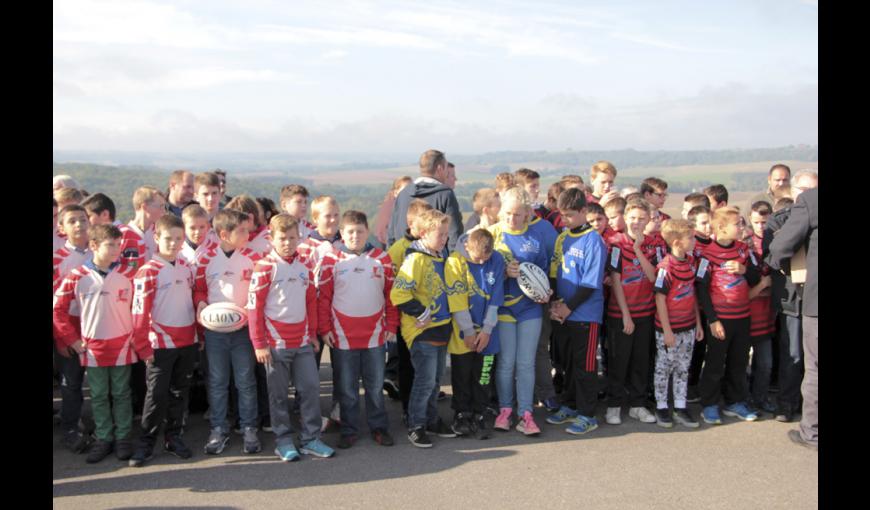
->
xmin=253 ymin=25 xmax=445 ymax=50
xmin=609 ymin=31 xmax=713 ymax=53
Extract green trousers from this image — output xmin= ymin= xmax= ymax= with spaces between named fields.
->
xmin=87 ymin=365 xmax=132 ymax=442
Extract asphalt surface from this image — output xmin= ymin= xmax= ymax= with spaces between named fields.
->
xmin=53 ymin=359 xmax=818 ymax=510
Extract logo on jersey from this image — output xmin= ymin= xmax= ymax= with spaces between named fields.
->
xmin=567 ymin=247 xmax=585 ymax=259
xmin=485 ymin=271 xmax=496 ymax=286
xmin=117 ymin=289 xmax=130 ymax=302
xmin=519 ymin=239 xmax=539 ymax=254
xmin=242 ymin=269 xmax=253 ymax=281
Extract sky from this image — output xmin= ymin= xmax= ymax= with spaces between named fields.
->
xmin=53 ymin=0 xmax=818 ymax=154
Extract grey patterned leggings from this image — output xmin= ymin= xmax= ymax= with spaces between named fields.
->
xmin=654 ymin=329 xmax=695 ymax=409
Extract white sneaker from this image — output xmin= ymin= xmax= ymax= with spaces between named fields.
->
xmin=629 ymin=406 xmax=656 ymax=423
xmin=605 ymin=407 xmax=622 ymax=425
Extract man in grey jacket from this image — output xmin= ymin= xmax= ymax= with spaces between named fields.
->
xmin=387 ymin=149 xmax=464 ymax=253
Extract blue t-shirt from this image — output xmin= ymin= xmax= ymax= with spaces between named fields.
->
xmin=529 ymin=216 xmax=558 ymax=267
xmin=552 ymin=225 xmax=606 ymax=323
xmin=489 ymin=223 xmax=551 ymax=322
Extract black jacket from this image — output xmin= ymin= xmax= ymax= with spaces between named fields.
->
xmin=767 ymin=188 xmax=818 ymax=318
xmin=386 ymin=177 xmax=464 ymax=252
xmin=763 ymin=206 xmax=800 ymax=316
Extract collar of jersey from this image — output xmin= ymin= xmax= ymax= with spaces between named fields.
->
xmin=153 ymin=254 xmax=178 ymax=266
xmin=408 ymin=240 xmax=444 ymax=260
xmin=339 ymin=242 xmax=373 ymax=256
xmin=271 ymin=248 xmax=298 ymax=263
xmin=85 ymin=258 xmax=119 ymax=274
xmin=566 ymin=224 xmax=594 ymax=237
xmin=310 ymin=230 xmax=341 ymax=243
xmin=66 ymin=241 xmax=89 ymax=254
xmin=502 ymin=224 xmax=529 ymax=236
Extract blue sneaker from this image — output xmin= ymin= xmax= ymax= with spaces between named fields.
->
xmin=274 ymin=443 xmax=300 ymax=462
xmin=565 ymin=415 xmax=599 ymax=435
xmin=722 ymin=402 xmax=759 ymax=422
xmin=702 ymin=406 xmax=722 ymax=425
xmin=542 ymin=397 xmax=560 ymax=413
xmin=300 ymin=439 xmax=335 ymax=458
xmin=546 ymin=406 xmax=578 ymax=425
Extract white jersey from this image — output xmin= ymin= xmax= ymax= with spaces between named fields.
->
xmin=194 ymin=246 xmax=262 ymax=309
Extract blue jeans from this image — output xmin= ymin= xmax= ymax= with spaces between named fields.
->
xmin=55 ymin=347 xmax=85 ymax=433
xmin=496 ymin=318 xmax=543 ymax=415
xmin=333 ymin=345 xmax=389 ymax=436
xmin=749 ymin=336 xmax=773 ymax=405
xmin=408 ymin=341 xmax=447 ymax=429
xmin=204 ymin=327 xmax=258 ymax=430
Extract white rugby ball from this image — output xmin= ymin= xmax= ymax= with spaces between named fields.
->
xmin=517 ymin=262 xmax=551 ymax=302
xmin=199 ymin=302 xmax=248 ymax=333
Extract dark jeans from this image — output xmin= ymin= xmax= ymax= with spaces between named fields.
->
xmin=749 ymin=335 xmax=773 ymax=406
xmin=699 ymin=317 xmax=751 ymax=408
xmin=130 ymin=360 xmax=147 ymax=417
xmin=450 ymin=352 xmax=495 ymax=415
xmin=55 ymin=347 xmax=85 ymax=433
xmin=385 ymin=341 xmax=399 ymax=381
xmin=777 ymin=314 xmax=804 ymax=414
xmin=138 ymin=344 xmax=198 ymax=444
xmin=800 ymin=316 xmax=818 ymax=445
xmin=555 ymin=320 xmax=600 ymax=418
xmin=333 ymin=345 xmax=389 ymax=436
xmin=397 ymin=329 xmax=414 ymax=413
xmin=606 ymin=316 xmax=654 ymax=408
xmin=204 ymin=327 xmax=258 ymax=430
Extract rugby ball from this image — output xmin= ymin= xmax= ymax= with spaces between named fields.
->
xmin=517 ymin=262 xmax=551 ymax=302
xmin=199 ymin=302 xmax=248 ymax=333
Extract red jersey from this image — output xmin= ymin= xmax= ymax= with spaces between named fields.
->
xmin=748 ymin=233 xmax=775 ymax=337
xmin=696 ymin=240 xmax=754 ymax=320
xmin=585 ymin=192 xmax=600 ymax=205
xmin=132 ymin=256 xmax=197 ymax=350
xmin=246 ymin=226 xmax=272 ymax=256
xmin=654 ymin=254 xmax=698 ymax=333
xmin=317 ymin=247 xmax=399 ymax=350
xmin=693 ymin=234 xmax=712 ymax=262
xmin=606 ymin=232 xmax=656 ymax=319
xmin=248 ymin=250 xmax=318 ymax=350
xmin=646 ymin=231 xmax=668 ymax=265
xmin=118 ymin=223 xmax=147 ymax=271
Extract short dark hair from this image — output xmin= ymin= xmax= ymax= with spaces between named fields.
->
xmin=703 ymin=184 xmax=728 ymax=205
xmin=81 ymin=193 xmax=117 ymax=222
xmin=586 ymin=202 xmax=605 ymax=216
xmin=155 ymin=213 xmax=184 ymax=235
xmin=194 ymin=172 xmax=220 ymax=189
xmin=280 ymin=184 xmax=310 ymax=201
xmin=687 ymin=205 xmax=711 ymax=224
xmin=683 ymin=192 xmax=710 ymax=209
xmin=514 ymin=168 xmax=541 ymax=185
xmin=89 ymin=223 xmax=123 ymax=244
xmin=750 ymin=201 xmax=773 ymax=216
xmin=640 ymin=177 xmax=668 ymax=195
xmin=212 ymin=209 xmax=248 ymax=236
xmin=340 ymin=210 xmax=368 ymax=230
xmin=769 ymin=164 xmax=791 ymax=176
xmin=59 ymin=204 xmax=88 ymax=221
xmin=557 ymin=188 xmax=587 ymax=212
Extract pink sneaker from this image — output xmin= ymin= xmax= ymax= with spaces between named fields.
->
xmin=494 ymin=408 xmax=512 ymax=431
xmin=516 ymin=411 xmax=541 ymax=436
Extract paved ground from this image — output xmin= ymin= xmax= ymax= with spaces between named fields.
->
xmin=53 ymin=361 xmax=818 ymax=510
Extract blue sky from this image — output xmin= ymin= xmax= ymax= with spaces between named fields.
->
xmin=53 ymin=0 xmax=818 ymax=153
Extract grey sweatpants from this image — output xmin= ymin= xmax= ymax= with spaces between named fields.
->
xmin=265 ymin=344 xmax=322 ymax=446
xmin=654 ymin=329 xmax=695 ymax=409
xmin=800 ymin=316 xmax=818 ymax=446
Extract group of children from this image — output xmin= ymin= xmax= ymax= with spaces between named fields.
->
xmin=52 ymin=157 xmax=793 ymax=466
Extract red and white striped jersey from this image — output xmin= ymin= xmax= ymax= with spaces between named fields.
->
xmin=179 ymin=238 xmax=218 ymax=267
xmin=53 ymin=242 xmax=92 ymax=294
xmin=53 ymin=228 xmax=66 ymax=252
xmin=247 ymin=250 xmax=317 ymax=350
xmin=53 ymin=261 xmax=150 ymax=367
xmin=298 ymin=219 xmax=316 ymax=240
xmin=193 ymin=246 xmax=262 ymax=310
xmin=297 ymin=232 xmax=342 ymax=286
xmin=246 ymin=226 xmax=272 ymax=256
xmin=132 ymin=255 xmax=197 ymax=350
xmin=118 ymin=223 xmax=147 ymax=271
xmin=317 ymin=246 xmax=399 ymax=350
xmin=126 ymin=221 xmax=157 ymax=264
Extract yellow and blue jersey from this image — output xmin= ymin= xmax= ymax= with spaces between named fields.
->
xmin=390 ymin=244 xmax=452 ymax=347
xmin=488 ymin=222 xmax=551 ymax=323
xmin=445 ymin=248 xmax=505 ymax=355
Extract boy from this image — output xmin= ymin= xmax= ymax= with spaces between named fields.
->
xmin=391 ymin=209 xmax=456 ymax=447
xmin=601 ymin=199 xmax=658 ymax=426
xmin=685 ymin=204 xmax=714 ymax=400
xmin=54 ymin=224 xmax=151 ymax=463
xmin=559 ymin=175 xmax=585 ymax=190
xmin=681 ymin=193 xmax=711 ymax=220
xmin=193 ymin=209 xmax=262 ymax=454
xmin=55 ymin=187 xmax=84 ymax=210
xmin=193 ymin=172 xmax=222 ymax=221
xmin=696 ymin=207 xmax=762 ymax=424
xmin=747 ymin=201 xmax=775 ymax=413
xmin=540 ymin=182 xmax=566 ymax=231
xmin=515 ymin=168 xmax=543 ymax=212
xmin=703 ymin=184 xmax=729 ymax=211
xmin=445 ymin=229 xmax=505 ymax=438
xmin=319 ymin=211 xmax=399 ymax=448
xmin=226 ymin=194 xmax=271 ymax=256
xmin=603 ymin=196 xmax=627 ymax=237
xmin=587 ymin=161 xmax=619 ymax=205
xmin=280 ymin=184 xmax=316 ymax=239
xmin=53 ymin=205 xmax=93 ymax=453
xmin=494 ymin=172 xmax=515 ymax=198
xmin=179 ymin=204 xmax=217 ymax=266
xmin=465 ymin=188 xmax=501 ymax=232
xmin=688 ymin=205 xmax=713 ymax=259
xmin=128 ymin=215 xmax=198 ymax=467
xmin=546 ymin=188 xmax=607 ymax=435
xmin=53 ymin=198 xmax=66 ymax=252
xmin=652 ymin=219 xmax=703 ymax=428
xmin=640 ymin=177 xmax=671 ymax=221
xmin=248 ymin=213 xmax=335 ymax=461
xmin=387 ymin=198 xmax=433 ymax=420
xmin=586 ymin=203 xmax=611 ymax=240
xmin=82 ymin=193 xmax=144 ymax=272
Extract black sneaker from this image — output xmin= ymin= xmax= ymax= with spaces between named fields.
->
xmin=115 ymin=438 xmax=134 ymax=461
xmin=427 ymin=418 xmax=457 ymax=438
xmin=260 ymin=415 xmax=272 ymax=432
xmin=451 ymin=413 xmax=474 ymax=437
xmin=337 ymin=434 xmax=358 ymax=449
xmin=474 ymin=413 xmax=492 ymax=440
xmin=673 ymin=408 xmax=700 ymax=428
xmin=437 ymin=391 xmax=448 ymax=402
xmin=129 ymin=442 xmax=154 ymax=468
xmin=408 ymin=427 xmax=432 ymax=448
xmin=655 ymin=408 xmax=674 ymax=428
xmin=383 ymin=379 xmax=400 ymax=400
xmin=164 ymin=435 xmax=193 ymax=459
xmin=86 ymin=439 xmax=114 ymax=464
xmin=371 ymin=429 xmax=395 ymax=446
xmin=61 ymin=429 xmax=93 ymax=454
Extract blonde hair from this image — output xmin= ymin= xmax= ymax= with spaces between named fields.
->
xmin=559 ymin=175 xmax=585 ymax=189
xmin=269 ymin=213 xmax=299 ymax=234
xmin=660 ymin=219 xmax=694 ymax=245
xmin=466 ymin=228 xmax=494 ymax=255
xmin=499 ymin=186 xmax=532 ymax=224
xmin=624 ymin=198 xmax=651 ymax=216
xmin=711 ymin=206 xmax=742 ymax=233
xmin=590 ymin=160 xmax=617 ymax=180
xmin=182 ymin=204 xmax=208 ymax=223
xmin=311 ymin=195 xmax=339 ymax=221
xmin=54 ymin=187 xmax=84 ymax=207
xmin=419 ymin=150 xmax=446 ymax=177
xmin=472 ymin=188 xmax=499 ymax=215
xmin=406 ymin=199 xmax=434 ymax=237
xmin=412 ymin=209 xmax=449 ymax=236
xmin=132 ymin=186 xmax=163 ymax=210
xmin=494 ymin=172 xmax=515 ymax=192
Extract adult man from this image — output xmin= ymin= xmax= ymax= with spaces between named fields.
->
xmin=166 ymin=170 xmax=195 ymax=217
xmin=748 ymin=164 xmax=791 ymax=212
xmin=767 ymin=173 xmax=818 ymax=451
xmin=214 ymin=169 xmax=232 ymax=208
xmin=445 ymin=162 xmax=457 ymax=189
xmin=387 ymin=149 xmax=464 ymax=252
